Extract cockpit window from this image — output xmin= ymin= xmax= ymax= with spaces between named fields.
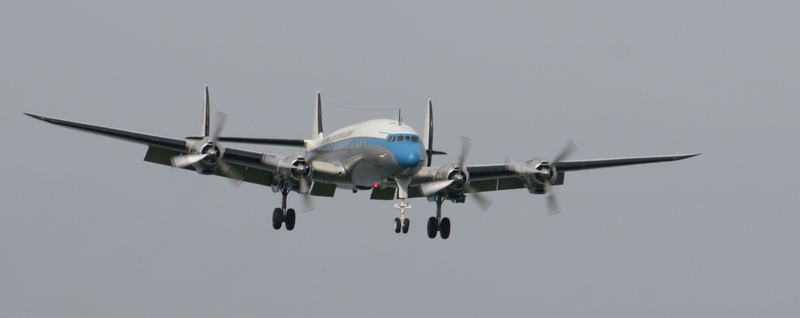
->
xmin=387 ymin=134 xmax=421 ymax=143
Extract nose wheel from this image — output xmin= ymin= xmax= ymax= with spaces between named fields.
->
xmin=394 ymin=217 xmax=410 ymax=234
xmin=393 ymin=199 xmax=411 ymax=234
xmin=272 ymin=184 xmax=297 ymax=231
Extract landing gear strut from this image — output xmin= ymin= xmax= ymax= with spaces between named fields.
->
xmin=272 ymin=183 xmax=296 ymax=231
xmin=427 ymin=195 xmax=450 ymax=239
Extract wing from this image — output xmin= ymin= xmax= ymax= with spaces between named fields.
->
xmin=25 ymin=113 xmax=282 ymax=185
xmin=25 ymin=113 xmax=190 ymax=152
xmin=456 ymin=153 xmax=699 ymax=193
xmin=554 ymin=153 xmax=700 ymax=171
xmin=185 ymin=136 xmax=306 ymax=147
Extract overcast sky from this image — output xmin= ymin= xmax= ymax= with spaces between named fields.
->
xmin=2 ymin=1 xmax=799 ymax=317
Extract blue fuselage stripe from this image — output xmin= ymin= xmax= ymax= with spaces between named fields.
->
xmin=310 ymin=136 xmax=424 ymax=166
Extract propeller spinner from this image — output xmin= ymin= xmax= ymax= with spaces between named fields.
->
xmin=420 ymin=137 xmax=492 ymax=210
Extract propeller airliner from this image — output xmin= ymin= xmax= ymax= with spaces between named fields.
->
xmin=25 ymin=86 xmax=699 ymax=239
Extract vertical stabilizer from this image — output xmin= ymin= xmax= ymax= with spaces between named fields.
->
xmin=313 ymin=92 xmax=323 ymax=140
xmin=397 ymin=108 xmax=403 ymax=126
xmin=201 ymin=85 xmax=211 ymax=137
xmin=423 ymin=99 xmax=434 ymax=166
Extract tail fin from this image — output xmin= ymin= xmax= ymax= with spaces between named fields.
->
xmin=312 ymin=91 xmax=323 ymax=140
xmin=201 ymin=85 xmax=211 ymax=137
xmin=423 ymin=99 xmax=434 ymax=166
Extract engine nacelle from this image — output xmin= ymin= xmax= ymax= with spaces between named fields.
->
xmin=433 ymin=164 xmax=469 ymax=189
xmin=274 ymin=155 xmax=311 ymax=181
xmin=290 ymin=157 xmax=310 ymax=179
xmin=189 ymin=138 xmax=223 ymax=174
xmin=513 ymin=159 xmax=559 ymax=194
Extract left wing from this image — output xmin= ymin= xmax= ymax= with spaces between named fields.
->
xmin=24 ymin=113 xmax=281 ymax=185
xmin=554 ymin=153 xmax=700 ymax=171
xmin=461 ymin=153 xmax=699 ymax=193
xmin=467 ymin=153 xmax=700 ymax=191
xmin=399 ymin=153 xmax=700 ymax=198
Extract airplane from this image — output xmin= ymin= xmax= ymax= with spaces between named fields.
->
xmin=25 ymin=86 xmax=699 ymax=239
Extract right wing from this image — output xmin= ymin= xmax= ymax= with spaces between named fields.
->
xmin=185 ymin=136 xmax=306 ymax=147
xmin=25 ymin=113 xmax=285 ymax=186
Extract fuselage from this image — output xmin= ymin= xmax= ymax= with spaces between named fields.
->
xmin=306 ymin=119 xmax=425 ymax=188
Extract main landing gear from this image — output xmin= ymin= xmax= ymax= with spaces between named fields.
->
xmin=272 ymin=185 xmax=296 ymax=231
xmin=427 ymin=196 xmax=450 ymax=239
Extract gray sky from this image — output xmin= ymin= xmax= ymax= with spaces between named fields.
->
xmin=2 ymin=1 xmax=798 ymax=317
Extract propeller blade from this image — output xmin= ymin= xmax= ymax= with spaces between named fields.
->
xmin=552 ymin=140 xmax=577 ymax=164
xmin=299 ymin=177 xmax=310 ymax=194
xmin=464 ymin=184 xmax=492 ymax=211
xmin=544 ymin=182 xmax=560 ymax=215
xmin=211 ymin=112 xmax=227 ymax=142
xmin=171 ymin=153 xmax=209 ymax=168
xmin=420 ymin=180 xmax=455 ymax=196
xmin=458 ymin=137 xmax=471 ymax=169
xmin=217 ymin=160 xmax=244 ymax=186
xmin=299 ymin=178 xmax=314 ymax=211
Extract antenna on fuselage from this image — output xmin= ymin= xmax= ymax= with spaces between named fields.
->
xmin=397 ymin=108 xmax=402 ymax=126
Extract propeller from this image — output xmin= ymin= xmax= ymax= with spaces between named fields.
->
xmin=296 ymin=165 xmax=314 ymax=211
xmin=512 ymin=140 xmax=576 ymax=215
xmin=171 ymin=112 xmax=243 ymax=185
xmin=171 ymin=153 xmax=209 ymax=168
xmin=420 ymin=137 xmax=492 ymax=210
xmin=459 ymin=138 xmax=492 ymax=210
xmin=543 ymin=140 xmax=576 ymax=214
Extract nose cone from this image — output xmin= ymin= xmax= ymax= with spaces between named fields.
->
xmin=394 ymin=147 xmax=421 ymax=168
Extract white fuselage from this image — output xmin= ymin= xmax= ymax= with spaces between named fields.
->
xmin=306 ymin=119 xmax=426 ymax=189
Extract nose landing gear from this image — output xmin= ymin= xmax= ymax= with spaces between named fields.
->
xmin=393 ymin=199 xmax=411 ymax=234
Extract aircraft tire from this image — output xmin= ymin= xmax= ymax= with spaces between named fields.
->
xmin=285 ymin=208 xmax=296 ymax=231
xmin=402 ymin=218 xmax=410 ymax=234
xmin=394 ymin=218 xmax=402 ymax=233
xmin=272 ymin=208 xmax=283 ymax=230
xmin=439 ymin=217 xmax=451 ymax=239
xmin=427 ymin=217 xmax=438 ymax=239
